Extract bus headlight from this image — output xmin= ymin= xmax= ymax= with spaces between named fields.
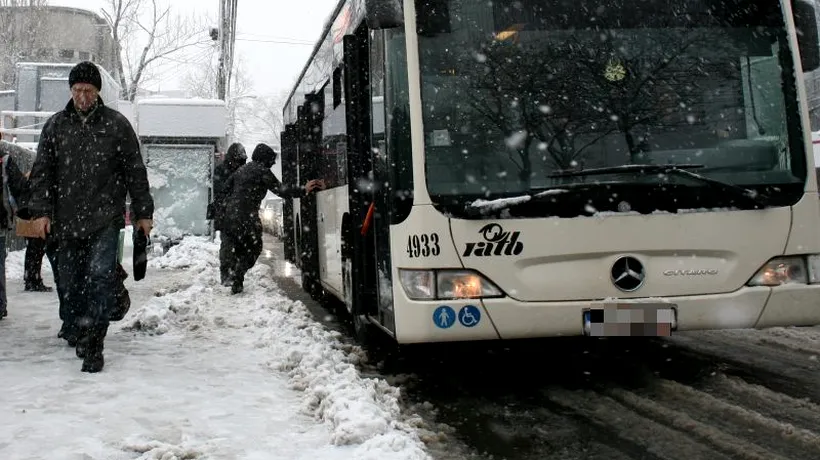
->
xmin=398 ymin=269 xmax=435 ymax=299
xmin=808 ymin=255 xmax=820 ymax=284
xmin=748 ymin=256 xmax=808 ymax=286
xmin=398 ymin=269 xmax=503 ymax=300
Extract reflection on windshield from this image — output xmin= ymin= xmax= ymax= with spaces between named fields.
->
xmin=415 ymin=0 xmax=805 ymax=213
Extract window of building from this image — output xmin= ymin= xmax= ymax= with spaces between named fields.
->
xmin=78 ymin=51 xmax=90 ymax=60
xmin=58 ymin=49 xmax=75 ymax=59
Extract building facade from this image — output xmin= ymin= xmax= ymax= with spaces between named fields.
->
xmin=0 ymin=6 xmax=117 ymax=89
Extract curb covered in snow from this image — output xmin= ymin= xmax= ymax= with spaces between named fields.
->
xmin=123 ymin=236 xmax=432 ymax=460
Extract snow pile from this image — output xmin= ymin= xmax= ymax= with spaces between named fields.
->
xmin=123 ymin=439 xmax=204 ymax=460
xmin=5 ymin=248 xmax=27 ymax=280
xmin=120 ymin=282 xmax=214 ymax=335
xmin=241 ymin=268 xmax=429 ymax=458
xmin=132 ymin=236 xmax=432 ymax=460
xmin=148 ymin=235 xmax=219 ymax=272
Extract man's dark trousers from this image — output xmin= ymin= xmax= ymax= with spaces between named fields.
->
xmin=45 ymin=237 xmax=74 ymax=342
xmin=24 ymin=237 xmax=50 ymax=290
xmin=57 ymin=224 xmax=119 ymax=371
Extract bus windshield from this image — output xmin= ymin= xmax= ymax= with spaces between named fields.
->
xmin=414 ymin=0 xmax=808 ymax=217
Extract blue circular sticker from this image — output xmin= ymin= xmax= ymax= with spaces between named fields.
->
xmin=433 ymin=306 xmax=456 ymax=329
xmin=458 ymin=305 xmax=481 ymax=328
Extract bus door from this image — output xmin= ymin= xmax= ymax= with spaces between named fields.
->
xmin=297 ymin=93 xmax=324 ymax=297
xmin=368 ymin=29 xmax=398 ymax=334
xmin=281 ymin=123 xmax=298 ymax=264
xmin=343 ymin=24 xmax=380 ymax=328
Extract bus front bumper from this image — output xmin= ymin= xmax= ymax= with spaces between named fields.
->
xmin=393 ymin=284 xmax=820 ymax=344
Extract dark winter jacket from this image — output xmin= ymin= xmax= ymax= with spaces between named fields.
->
xmin=28 ymin=97 xmax=154 ymax=239
xmin=211 ymin=142 xmax=246 ymax=230
xmin=223 ymin=144 xmax=304 ymax=234
xmin=0 ymin=143 xmax=29 ymax=230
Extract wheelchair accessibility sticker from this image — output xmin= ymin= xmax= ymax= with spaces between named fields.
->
xmin=458 ymin=305 xmax=481 ymax=327
xmin=433 ymin=306 xmax=456 ymax=329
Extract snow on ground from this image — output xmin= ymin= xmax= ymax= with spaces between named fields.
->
xmin=0 ymin=234 xmax=431 ymax=460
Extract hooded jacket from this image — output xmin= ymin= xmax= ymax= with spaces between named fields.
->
xmin=213 ymin=142 xmax=246 ymax=201
xmin=211 ymin=142 xmax=246 ymax=228
xmin=28 ymin=97 xmax=154 ymax=239
xmin=222 ymin=143 xmax=304 ymax=233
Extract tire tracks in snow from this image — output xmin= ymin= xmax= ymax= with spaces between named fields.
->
xmin=388 ymin=332 xmax=820 ymax=460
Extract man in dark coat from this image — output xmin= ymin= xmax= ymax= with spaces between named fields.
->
xmin=27 ymin=61 xmax=154 ymax=373
xmin=210 ymin=142 xmax=246 ymax=285
xmin=222 ymin=143 xmax=324 ymax=294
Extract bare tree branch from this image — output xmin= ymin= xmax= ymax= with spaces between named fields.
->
xmin=101 ymin=0 xmax=212 ymax=100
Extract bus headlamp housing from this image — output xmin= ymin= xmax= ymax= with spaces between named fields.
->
xmin=398 ymin=269 xmax=503 ymax=300
xmin=747 ymin=256 xmax=820 ymax=286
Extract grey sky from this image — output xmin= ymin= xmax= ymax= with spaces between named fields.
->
xmin=50 ymin=0 xmax=338 ymax=98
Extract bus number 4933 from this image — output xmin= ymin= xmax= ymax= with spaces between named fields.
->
xmin=407 ymin=233 xmax=441 ymax=258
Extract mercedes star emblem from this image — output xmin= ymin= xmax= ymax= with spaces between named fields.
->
xmin=611 ymin=256 xmax=645 ymax=292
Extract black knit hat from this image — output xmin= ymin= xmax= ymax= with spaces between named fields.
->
xmin=68 ymin=61 xmax=102 ymax=91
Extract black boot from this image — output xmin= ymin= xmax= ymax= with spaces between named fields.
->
xmin=75 ymin=329 xmax=90 ymax=358
xmin=81 ymin=326 xmax=107 ymax=373
xmin=231 ymin=278 xmax=243 ymax=294
xmin=25 ymin=280 xmax=53 ymax=292
xmin=59 ymin=322 xmax=79 ymax=347
xmin=221 ymin=268 xmax=234 ymax=287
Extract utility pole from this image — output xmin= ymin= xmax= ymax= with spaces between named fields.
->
xmin=216 ymin=0 xmax=227 ymax=101
xmin=215 ymin=0 xmax=238 ymax=102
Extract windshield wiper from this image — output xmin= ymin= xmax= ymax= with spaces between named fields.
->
xmin=548 ymin=163 xmax=705 ymax=178
xmin=464 ymin=163 xmax=771 ymax=217
xmin=662 ymin=167 xmax=771 ymax=208
xmin=549 ymin=163 xmax=769 ymax=207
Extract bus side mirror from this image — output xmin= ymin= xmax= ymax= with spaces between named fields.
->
xmin=365 ymin=0 xmax=404 ymax=29
xmin=794 ymin=0 xmax=820 ymax=72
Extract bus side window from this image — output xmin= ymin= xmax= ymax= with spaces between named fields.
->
xmin=371 ymin=29 xmax=387 ymax=196
xmin=385 ymin=28 xmax=414 ymax=224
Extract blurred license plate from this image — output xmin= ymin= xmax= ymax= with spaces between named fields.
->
xmin=583 ymin=303 xmax=677 ymax=337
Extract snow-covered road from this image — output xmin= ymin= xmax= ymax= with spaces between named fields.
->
xmin=0 ymin=234 xmax=430 ymax=460
xmin=7 ymin=232 xmax=820 ymax=460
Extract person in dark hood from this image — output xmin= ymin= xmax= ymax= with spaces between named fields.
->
xmin=27 ymin=61 xmax=154 ymax=373
xmin=221 ymin=143 xmax=324 ymax=294
xmin=210 ymin=142 xmax=246 ymax=285
xmin=0 ymin=136 xmax=32 ymax=320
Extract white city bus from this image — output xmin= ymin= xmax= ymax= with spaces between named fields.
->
xmin=281 ymin=0 xmax=820 ymax=345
